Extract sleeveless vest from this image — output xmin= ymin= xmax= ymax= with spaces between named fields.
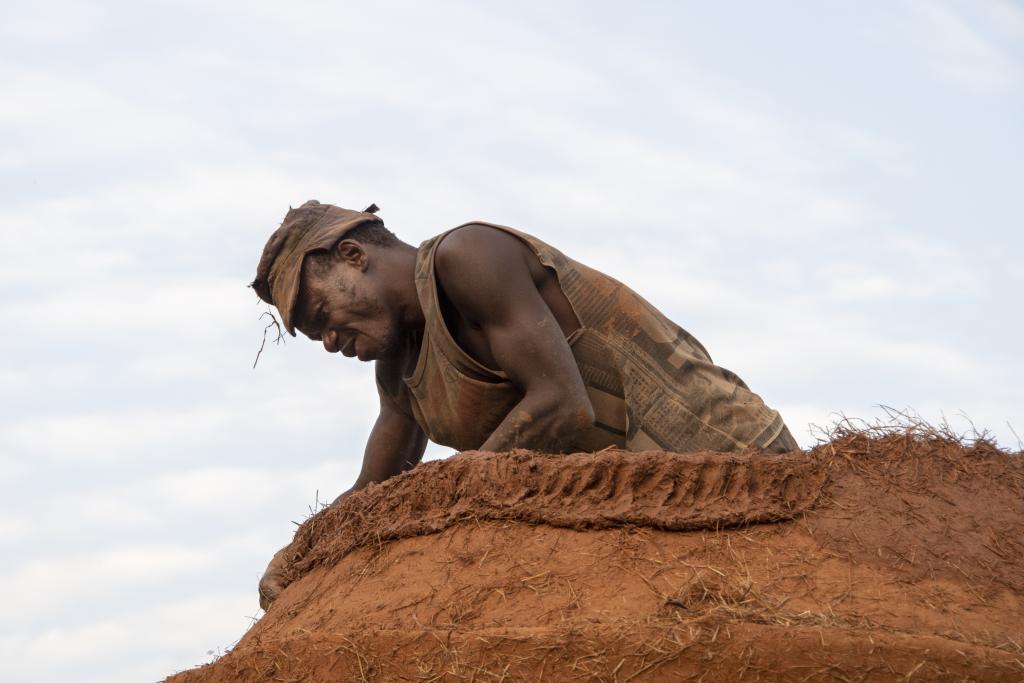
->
xmin=402 ymin=223 xmax=786 ymax=453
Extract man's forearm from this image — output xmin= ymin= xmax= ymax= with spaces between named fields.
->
xmin=333 ymin=410 xmax=427 ymax=505
xmin=480 ymin=392 xmax=594 ymax=453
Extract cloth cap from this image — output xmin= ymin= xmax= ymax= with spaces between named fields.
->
xmin=251 ymin=200 xmax=382 ymax=336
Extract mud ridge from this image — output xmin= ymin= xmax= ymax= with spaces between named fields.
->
xmin=286 ymin=448 xmax=827 ymax=580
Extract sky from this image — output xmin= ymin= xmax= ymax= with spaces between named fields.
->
xmin=1 ymin=1 xmax=1022 ymax=681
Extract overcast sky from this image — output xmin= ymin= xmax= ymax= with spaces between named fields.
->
xmin=2 ymin=1 xmax=1022 ymax=681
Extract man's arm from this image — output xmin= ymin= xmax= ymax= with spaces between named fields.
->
xmin=334 ymin=373 xmax=428 ymax=503
xmin=260 ymin=376 xmax=426 ymax=609
xmin=435 ymin=226 xmax=595 ymax=452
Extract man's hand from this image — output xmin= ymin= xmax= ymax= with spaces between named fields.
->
xmin=258 ymin=383 xmax=425 ymax=611
xmin=258 ymin=546 xmax=292 ymax=611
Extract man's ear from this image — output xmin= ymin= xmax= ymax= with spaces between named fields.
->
xmin=334 ymin=239 xmax=368 ymax=272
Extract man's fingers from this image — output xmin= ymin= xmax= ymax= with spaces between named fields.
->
xmin=258 ymin=579 xmax=278 ymax=610
xmin=258 ymin=546 xmax=293 ymax=611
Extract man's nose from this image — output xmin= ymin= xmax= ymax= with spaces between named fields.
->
xmin=323 ymin=329 xmax=339 ymax=353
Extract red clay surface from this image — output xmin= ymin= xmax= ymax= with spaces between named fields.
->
xmin=167 ymin=432 xmax=1024 ymax=682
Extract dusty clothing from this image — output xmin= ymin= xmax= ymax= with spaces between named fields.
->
xmin=765 ymin=423 xmax=800 ymax=453
xmin=404 ymin=223 xmax=792 ymax=454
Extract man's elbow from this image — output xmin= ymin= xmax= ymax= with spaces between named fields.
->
xmin=547 ymin=392 xmax=595 ymax=440
xmin=570 ymin=399 xmax=596 ymax=432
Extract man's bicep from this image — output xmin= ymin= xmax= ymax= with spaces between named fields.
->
xmin=437 ymin=228 xmax=586 ymax=397
xmin=483 ymin=298 xmax=586 ymax=395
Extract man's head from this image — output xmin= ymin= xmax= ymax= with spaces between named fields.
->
xmin=252 ymin=200 xmax=414 ymax=362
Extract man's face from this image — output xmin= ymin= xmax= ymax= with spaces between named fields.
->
xmin=292 ymin=246 xmax=401 ymax=362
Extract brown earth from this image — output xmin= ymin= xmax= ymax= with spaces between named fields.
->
xmin=166 ymin=430 xmax=1024 ymax=682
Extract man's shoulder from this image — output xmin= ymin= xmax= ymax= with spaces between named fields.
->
xmin=430 ymin=223 xmax=543 ymax=322
xmin=434 ymin=223 xmax=543 ymax=284
xmin=434 ymin=222 xmax=526 ymax=263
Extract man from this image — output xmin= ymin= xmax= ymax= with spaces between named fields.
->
xmin=252 ymin=200 xmax=798 ymax=607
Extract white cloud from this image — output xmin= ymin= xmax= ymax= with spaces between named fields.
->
xmin=0 ymin=542 xmax=227 ymax=626
xmin=0 ymin=68 xmax=219 ymax=168
xmin=0 ymin=516 xmax=29 ymax=544
xmin=472 ymin=80 xmax=875 ymax=239
xmin=712 ymin=307 xmax=984 ymax=386
xmin=5 ymin=278 xmax=243 ymax=339
xmin=989 ymin=0 xmax=1024 ymax=38
xmin=2 ymin=366 xmax=378 ymax=463
xmin=830 ymin=126 xmax=915 ymax=179
xmin=2 ymin=460 xmax=361 ymax=563
xmin=5 ymin=408 xmax=231 ymax=463
xmin=908 ymin=0 xmax=1020 ymax=90
xmin=822 ymin=235 xmax=980 ymax=302
xmin=0 ymin=592 xmax=256 ymax=683
xmin=143 ymin=461 xmax=359 ymax=514
xmin=0 ymin=1 xmax=103 ymax=44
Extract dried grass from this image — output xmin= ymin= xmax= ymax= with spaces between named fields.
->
xmin=811 ymin=405 xmax=1018 ymax=456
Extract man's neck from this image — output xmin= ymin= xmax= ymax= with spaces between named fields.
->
xmin=390 ymin=241 xmax=424 ymax=330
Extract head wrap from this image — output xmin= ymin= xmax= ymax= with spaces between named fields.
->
xmin=251 ymin=200 xmax=382 ymax=336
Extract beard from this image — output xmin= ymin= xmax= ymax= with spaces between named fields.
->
xmin=343 ymin=279 xmax=420 ymax=364
xmin=370 ymin=318 xmax=425 ymax=369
